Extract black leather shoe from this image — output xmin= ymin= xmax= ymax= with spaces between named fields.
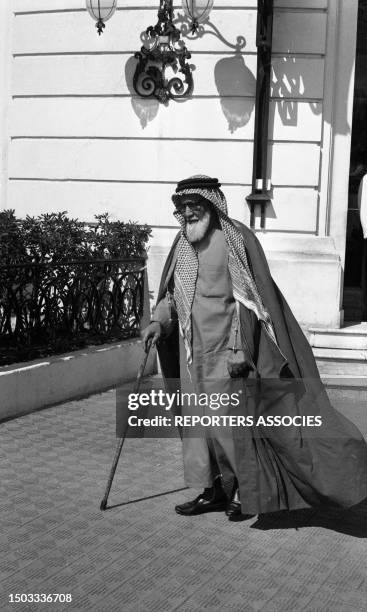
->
xmin=175 ymin=483 xmax=227 ymax=516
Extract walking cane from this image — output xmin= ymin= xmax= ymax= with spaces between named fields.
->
xmin=100 ymin=339 xmax=152 ymax=511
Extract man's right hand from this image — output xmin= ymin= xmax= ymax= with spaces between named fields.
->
xmin=141 ymin=322 xmax=162 ymax=352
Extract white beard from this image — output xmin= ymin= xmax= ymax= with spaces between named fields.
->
xmin=185 ymin=210 xmax=211 ymax=243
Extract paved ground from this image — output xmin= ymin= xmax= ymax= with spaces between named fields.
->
xmin=1 ymin=390 xmax=367 ymax=612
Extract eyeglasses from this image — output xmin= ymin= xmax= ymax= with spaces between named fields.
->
xmin=174 ymin=202 xmax=206 ymax=214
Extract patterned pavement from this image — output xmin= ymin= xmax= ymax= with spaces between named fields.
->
xmin=0 ymin=389 xmax=367 ymax=612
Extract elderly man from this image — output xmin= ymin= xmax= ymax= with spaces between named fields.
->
xmin=142 ymin=175 xmax=367 ymax=519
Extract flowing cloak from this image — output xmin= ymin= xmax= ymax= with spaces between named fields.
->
xmin=156 ymin=220 xmax=367 ymax=514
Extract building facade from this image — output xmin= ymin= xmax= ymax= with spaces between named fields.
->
xmin=0 ymin=0 xmax=362 ymax=333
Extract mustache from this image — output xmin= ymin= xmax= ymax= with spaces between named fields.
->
xmin=183 ymin=212 xmax=205 ymax=221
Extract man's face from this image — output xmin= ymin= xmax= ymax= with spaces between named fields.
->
xmin=175 ymin=196 xmax=213 ymax=244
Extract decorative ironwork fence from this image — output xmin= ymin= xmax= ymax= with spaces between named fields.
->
xmin=0 ymin=258 xmax=146 ymax=366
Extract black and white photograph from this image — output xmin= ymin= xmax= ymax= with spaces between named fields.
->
xmin=1 ymin=1 xmax=367 ymax=611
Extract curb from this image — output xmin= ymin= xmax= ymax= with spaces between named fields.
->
xmin=0 ymin=339 xmax=157 ymax=421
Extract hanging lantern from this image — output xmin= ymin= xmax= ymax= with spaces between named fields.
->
xmin=86 ymin=0 xmax=117 ymax=35
xmin=181 ymin=0 xmax=214 ymax=34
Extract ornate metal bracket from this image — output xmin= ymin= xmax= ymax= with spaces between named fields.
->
xmin=246 ymin=0 xmax=274 ymax=229
xmin=133 ymin=0 xmax=193 ymax=104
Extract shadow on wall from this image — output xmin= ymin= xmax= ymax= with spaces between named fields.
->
xmin=266 ymin=45 xmax=353 ymax=187
xmin=125 ymin=55 xmax=160 ymax=129
xmin=179 ymin=14 xmax=255 ymax=133
xmin=271 ymin=56 xmax=322 ymax=127
xmin=270 ymin=47 xmax=353 ymax=138
xmin=214 ymin=54 xmax=256 ymax=133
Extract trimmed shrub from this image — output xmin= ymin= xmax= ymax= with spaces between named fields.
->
xmin=0 ymin=211 xmax=152 ymax=365
xmin=0 ymin=210 xmax=151 ymax=264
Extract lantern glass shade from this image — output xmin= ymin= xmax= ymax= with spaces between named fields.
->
xmin=181 ymin=0 xmax=214 ymax=24
xmin=86 ymin=0 xmax=117 ymax=23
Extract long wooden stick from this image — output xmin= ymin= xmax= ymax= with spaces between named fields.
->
xmin=100 ymin=341 xmax=152 ymax=511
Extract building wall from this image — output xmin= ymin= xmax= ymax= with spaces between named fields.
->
xmin=3 ymin=0 xmax=358 ymax=328
xmin=0 ymin=0 xmax=12 ymax=211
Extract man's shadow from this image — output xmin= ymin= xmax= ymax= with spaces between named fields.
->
xmin=251 ymin=497 xmax=367 ymax=538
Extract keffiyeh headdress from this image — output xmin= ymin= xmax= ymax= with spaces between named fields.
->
xmin=172 ymin=175 xmax=278 ymax=364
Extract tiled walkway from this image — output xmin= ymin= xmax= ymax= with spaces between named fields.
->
xmin=1 ymin=390 xmax=367 ymax=611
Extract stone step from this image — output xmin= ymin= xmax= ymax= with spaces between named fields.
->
xmin=309 ymin=323 xmax=367 ymax=350
xmin=322 ymin=385 xmax=367 ymax=403
xmin=322 ymin=371 xmax=367 ymax=402
xmin=313 ymin=346 xmax=367 ymax=400
xmin=314 ymin=347 xmax=367 ymax=376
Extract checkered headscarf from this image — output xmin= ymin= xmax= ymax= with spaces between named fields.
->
xmin=172 ymin=175 xmax=278 ymax=364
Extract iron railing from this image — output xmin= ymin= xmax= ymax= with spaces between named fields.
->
xmin=0 ymin=258 xmax=146 ymax=366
